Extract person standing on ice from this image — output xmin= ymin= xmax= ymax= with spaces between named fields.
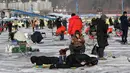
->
xmin=68 ymin=13 xmax=83 ymax=36
xmin=25 ymin=20 xmax=30 ymax=28
xmin=13 ymin=19 xmax=18 ymax=31
xmin=7 ymin=21 xmax=12 ymax=33
xmin=55 ymin=17 xmax=62 ymax=29
xmin=7 ymin=21 xmax=13 ymax=41
xmin=97 ymin=14 xmax=108 ymax=60
xmin=39 ymin=19 xmax=45 ymax=29
xmin=120 ymin=11 xmax=129 ymax=44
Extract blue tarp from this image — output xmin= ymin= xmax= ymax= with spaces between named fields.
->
xmin=80 ymin=14 xmax=96 ymax=17
xmin=10 ymin=9 xmax=56 ymax=20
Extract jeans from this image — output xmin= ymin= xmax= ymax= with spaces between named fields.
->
xmin=59 ymin=56 xmax=66 ymax=64
xmin=60 ymin=32 xmax=64 ymax=40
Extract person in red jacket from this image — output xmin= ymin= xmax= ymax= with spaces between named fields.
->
xmin=68 ymin=13 xmax=83 ymax=36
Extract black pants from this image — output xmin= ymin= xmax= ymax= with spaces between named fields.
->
xmin=97 ymin=47 xmax=105 ymax=58
xmin=9 ymin=32 xmax=15 ymax=41
xmin=122 ymin=29 xmax=128 ymax=43
xmin=8 ymin=27 xmax=12 ymax=33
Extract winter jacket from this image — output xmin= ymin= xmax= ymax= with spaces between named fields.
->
xmin=66 ymin=54 xmax=98 ymax=67
xmin=55 ymin=18 xmax=62 ymax=29
xmin=71 ymin=36 xmax=85 ymax=47
xmin=56 ymin=26 xmax=66 ymax=36
xmin=120 ymin=15 xmax=129 ymax=30
xmin=97 ymin=18 xmax=108 ymax=48
xmin=68 ymin=16 xmax=83 ymax=35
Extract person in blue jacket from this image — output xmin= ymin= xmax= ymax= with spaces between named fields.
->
xmin=120 ymin=11 xmax=129 ymax=44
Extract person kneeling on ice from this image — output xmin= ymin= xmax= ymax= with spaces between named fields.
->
xmin=56 ymin=25 xmax=66 ymax=40
xmin=69 ymin=30 xmax=85 ymax=54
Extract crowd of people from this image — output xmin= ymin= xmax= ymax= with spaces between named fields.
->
xmin=0 ymin=11 xmax=130 ymax=69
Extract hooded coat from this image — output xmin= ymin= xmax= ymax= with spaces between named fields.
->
xmin=120 ymin=15 xmax=129 ymax=30
xmin=56 ymin=26 xmax=66 ymax=36
xmin=97 ymin=18 xmax=108 ymax=48
xmin=55 ymin=18 xmax=62 ymax=29
xmin=68 ymin=16 xmax=83 ymax=35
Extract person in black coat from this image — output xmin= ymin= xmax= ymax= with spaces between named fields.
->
xmin=25 ymin=20 xmax=30 ymax=28
xmin=109 ymin=17 xmax=113 ymax=26
xmin=40 ymin=19 xmax=45 ymax=29
xmin=7 ymin=21 xmax=13 ymax=40
xmin=120 ymin=11 xmax=129 ymax=44
xmin=66 ymin=54 xmax=97 ymax=67
xmin=48 ymin=20 xmax=53 ymax=29
xmin=97 ymin=14 xmax=108 ymax=60
xmin=114 ymin=17 xmax=121 ymax=30
xmin=55 ymin=17 xmax=62 ymax=29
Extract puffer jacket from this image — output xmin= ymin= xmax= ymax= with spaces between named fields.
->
xmin=68 ymin=16 xmax=83 ymax=35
